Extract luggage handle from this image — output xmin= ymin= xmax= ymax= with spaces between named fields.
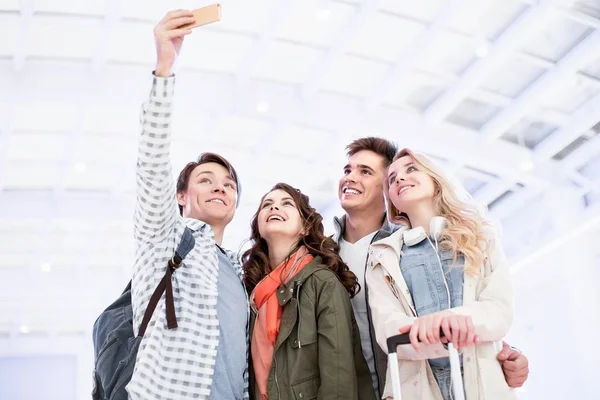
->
xmin=386 ymin=333 xmax=412 ymax=353
xmin=386 ymin=331 xmax=458 ymax=352
xmin=386 ymin=332 xmax=465 ymax=400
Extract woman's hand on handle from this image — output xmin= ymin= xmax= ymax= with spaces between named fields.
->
xmin=440 ymin=313 xmax=478 ymax=349
xmin=399 ymin=311 xmax=479 ymax=351
xmin=154 ymin=10 xmax=195 ymax=77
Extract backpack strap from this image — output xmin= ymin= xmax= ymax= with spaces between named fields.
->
xmin=138 ymin=227 xmax=195 ymax=337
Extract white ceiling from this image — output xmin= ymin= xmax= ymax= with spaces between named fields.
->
xmin=1 ymin=0 xmax=600 ymax=338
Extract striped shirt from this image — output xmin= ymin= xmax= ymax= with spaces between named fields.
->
xmin=127 ymin=74 xmax=249 ymax=399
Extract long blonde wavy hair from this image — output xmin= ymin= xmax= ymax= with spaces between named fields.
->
xmin=385 ymin=148 xmax=495 ymax=276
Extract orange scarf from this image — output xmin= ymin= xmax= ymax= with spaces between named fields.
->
xmin=251 ymin=248 xmax=313 ymax=400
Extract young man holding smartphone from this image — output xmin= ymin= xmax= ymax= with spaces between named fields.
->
xmin=129 ymin=10 xmax=248 ymax=400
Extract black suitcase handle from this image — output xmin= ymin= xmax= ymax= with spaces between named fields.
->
xmin=387 ymin=333 xmax=412 ymax=352
xmin=387 ymin=331 xmax=450 ymax=352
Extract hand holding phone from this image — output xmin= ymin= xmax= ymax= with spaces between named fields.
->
xmin=153 ymin=5 xmax=221 ymax=77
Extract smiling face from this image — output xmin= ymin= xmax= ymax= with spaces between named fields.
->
xmin=176 ymin=162 xmax=237 ymax=227
xmin=387 ymin=155 xmax=437 ymax=214
xmin=257 ymin=189 xmax=305 ymax=244
xmin=338 ymin=150 xmax=387 ymax=214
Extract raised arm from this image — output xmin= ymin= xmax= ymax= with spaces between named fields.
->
xmin=131 ymin=11 xmax=195 ymax=336
xmin=133 ymin=10 xmax=194 ymax=244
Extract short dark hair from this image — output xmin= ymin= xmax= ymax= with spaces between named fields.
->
xmin=345 ymin=137 xmax=398 ymax=168
xmin=176 ymin=152 xmax=242 ymax=214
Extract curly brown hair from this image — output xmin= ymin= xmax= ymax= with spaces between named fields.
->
xmin=242 ymin=183 xmax=359 ymax=298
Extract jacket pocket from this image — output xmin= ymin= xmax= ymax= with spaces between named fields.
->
xmin=291 ymin=375 xmax=320 ymax=400
xmin=399 ymin=255 xmax=437 ymax=314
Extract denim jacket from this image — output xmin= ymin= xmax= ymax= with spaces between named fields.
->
xmin=399 ymin=237 xmax=465 ymax=369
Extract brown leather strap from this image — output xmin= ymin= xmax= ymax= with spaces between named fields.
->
xmin=138 ymin=255 xmax=185 ymax=336
xmin=138 ymin=275 xmax=167 ymax=337
xmin=165 ymin=261 xmax=177 ymax=329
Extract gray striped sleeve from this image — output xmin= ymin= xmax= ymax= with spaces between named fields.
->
xmin=134 ymin=74 xmax=178 ymax=243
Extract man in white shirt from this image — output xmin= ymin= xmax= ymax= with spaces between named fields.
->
xmin=331 ymin=137 xmax=530 ymax=398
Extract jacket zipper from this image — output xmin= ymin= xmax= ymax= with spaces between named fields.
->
xmin=273 ymin=356 xmax=281 ymax=399
xmin=295 ymin=281 xmax=302 ymax=349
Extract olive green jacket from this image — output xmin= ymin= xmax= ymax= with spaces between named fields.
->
xmin=248 ymin=257 xmax=376 ymax=400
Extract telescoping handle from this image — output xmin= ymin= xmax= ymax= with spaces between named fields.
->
xmin=386 ymin=333 xmax=465 ymax=400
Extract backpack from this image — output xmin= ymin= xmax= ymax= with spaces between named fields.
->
xmin=91 ymin=228 xmax=195 ymax=400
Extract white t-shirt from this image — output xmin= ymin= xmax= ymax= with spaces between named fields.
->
xmin=339 ymin=231 xmax=379 ymax=393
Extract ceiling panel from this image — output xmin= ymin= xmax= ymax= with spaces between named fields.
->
xmin=581 ymin=57 xmax=600 ymax=79
xmin=26 ymin=15 xmax=103 ymax=60
xmin=12 ymin=102 xmax=78 ymax=132
xmin=212 ymin=115 xmax=272 ymax=147
xmin=346 ymin=11 xmax=425 ymax=63
xmin=503 ymin=118 xmax=558 ymax=149
xmin=378 ymin=0 xmax=447 ymax=21
xmin=448 ymin=0 xmax=526 ymax=40
xmin=118 ymin=0 xmax=206 ymax=23
xmin=253 ymin=41 xmax=324 ymax=84
xmin=0 ymin=14 xmax=20 ymax=57
xmin=275 ymin=0 xmax=356 ymax=48
xmin=446 ymin=98 xmax=501 ymax=130
xmin=573 ymin=0 xmax=600 ymax=19
xmin=6 ymin=132 xmax=68 ymax=162
xmin=107 ymin=20 xmax=156 ymax=64
xmin=403 ymin=84 xmax=445 ymax=111
xmin=212 ymin=0 xmax=276 ymax=35
xmin=319 ymin=54 xmax=389 ymax=97
xmin=414 ymin=31 xmax=477 ymax=75
xmin=479 ymin=55 xmax=546 ymax=98
xmin=538 ymin=78 xmax=600 ymax=113
xmin=520 ymin=17 xmax=593 ymax=62
xmin=33 ymin=0 xmax=108 ymax=16
xmin=177 ymin=30 xmax=256 ymax=73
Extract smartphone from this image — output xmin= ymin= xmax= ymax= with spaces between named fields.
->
xmin=181 ymin=3 xmax=221 ymax=29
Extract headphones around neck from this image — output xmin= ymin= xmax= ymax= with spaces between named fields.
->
xmin=402 ymin=216 xmax=446 ymax=247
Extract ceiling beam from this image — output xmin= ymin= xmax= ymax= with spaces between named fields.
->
xmin=534 ymin=92 xmax=600 ymax=160
xmin=558 ymin=4 xmax=600 ymax=29
xmin=423 ymin=0 xmax=564 ymax=123
xmin=480 ymin=29 xmax=600 ymax=141
xmin=474 ymin=78 xmax=600 ymax=212
xmin=562 ymin=132 xmax=600 ymax=172
xmin=364 ymin=0 xmax=469 ymax=113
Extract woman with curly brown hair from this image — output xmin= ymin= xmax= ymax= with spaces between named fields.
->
xmin=243 ymin=183 xmax=376 ymax=400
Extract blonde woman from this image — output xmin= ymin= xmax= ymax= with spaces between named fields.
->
xmin=366 ymin=148 xmax=515 ymax=399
